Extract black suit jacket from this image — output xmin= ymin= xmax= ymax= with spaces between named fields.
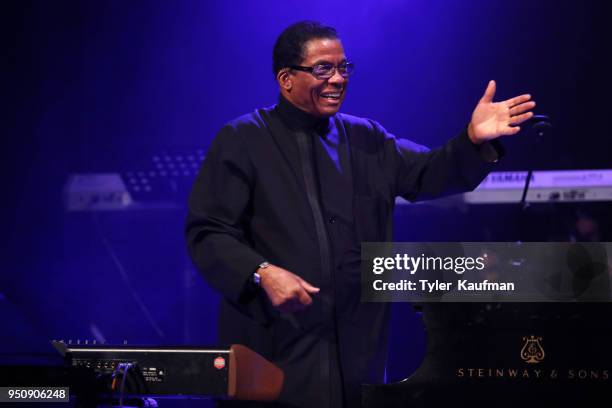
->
xmin=185 ymin=103 xmax=499 ymax=407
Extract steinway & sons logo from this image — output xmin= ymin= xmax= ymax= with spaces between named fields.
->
xmin=455 ymin=334 xmax=609 ymax=382
xmin=520 ymin=335 xmax=545 ymax=364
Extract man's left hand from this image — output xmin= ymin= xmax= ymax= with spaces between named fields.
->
xmin=468 ymin=80 xmax=536 ymax=144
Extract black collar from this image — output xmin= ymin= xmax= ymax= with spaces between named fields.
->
xmin=276 ymin=95 xmax=331 ymax=134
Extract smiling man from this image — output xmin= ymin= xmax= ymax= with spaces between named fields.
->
xmin=186 ymin=21 xmax=535 ymax=408
xmin=278 ymin=35 xmax=349 ymax=116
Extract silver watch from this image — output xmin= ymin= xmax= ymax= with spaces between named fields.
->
xmin=253 ymin=262 xmax=270 ymax=286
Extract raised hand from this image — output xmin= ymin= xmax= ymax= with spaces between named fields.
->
xmin=468 ymin=80 xmax=536 ymax=144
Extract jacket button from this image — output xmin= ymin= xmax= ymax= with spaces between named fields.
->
xmin=329 ymin=216 xmax=336 ymax=224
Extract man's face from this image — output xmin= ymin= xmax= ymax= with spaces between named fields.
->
xmin=286 ymin=38 xmax=348 ymax=117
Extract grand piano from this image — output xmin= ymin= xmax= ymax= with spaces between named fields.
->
xmin=364 ymin=169 xmax=612 ymax=407
xmin=363 ymin=302 xmax=612 ymax=407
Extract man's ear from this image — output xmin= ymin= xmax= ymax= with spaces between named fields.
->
xmin=277 ymin=69 xmax=292 ymax=91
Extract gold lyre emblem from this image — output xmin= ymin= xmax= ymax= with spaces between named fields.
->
xmin=520 ymin=335 xmax=545 ymax=364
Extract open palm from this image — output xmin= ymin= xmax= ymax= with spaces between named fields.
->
xmin=469 ymin=80 xmax=536 ymax=144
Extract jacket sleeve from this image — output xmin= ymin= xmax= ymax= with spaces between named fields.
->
xmin=374 ymin=121 xmax=503 ymax=201
xmin=185 ymin=124 xmax=266 ymax=308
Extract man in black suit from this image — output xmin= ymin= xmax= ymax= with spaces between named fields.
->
xmin=186 ymin=20 xmax=535 ymax=408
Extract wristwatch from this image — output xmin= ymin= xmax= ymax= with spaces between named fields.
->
xmin=252 ymin=261 xmax=270 ymax=287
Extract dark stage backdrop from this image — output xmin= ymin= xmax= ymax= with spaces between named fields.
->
xmin=3 ymin=0 xmax=611 ymax=387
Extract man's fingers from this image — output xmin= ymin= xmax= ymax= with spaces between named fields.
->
xmin=298 ymin=278 xmax=320 ymax=294
xmin=297 ymin=289 xmax=313 ymax=306
xmin=272 ymin=287 xmax=311 ymax=310
xmin=263 ymin=268 xmax=318 ymax=311
xmin=281 ymin=285 xmax=312 ymax=308
xmin=503 ymin=125 xmax=522 ymax=136
xmin=480 ymin=80 xmax=496 ymax=103
xmin=506 ymin=94 xmax=532 ymax=108
xmin=509 ymin=101 xmax=536 ymax=116
xmin=510 ymin=112 xmax=534 ymax=126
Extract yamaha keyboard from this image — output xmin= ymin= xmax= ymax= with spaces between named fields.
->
xmin=465 ymin=169 xmax=612 ymax=203
xmin=396 ymin=169 xmax=612 ymax=205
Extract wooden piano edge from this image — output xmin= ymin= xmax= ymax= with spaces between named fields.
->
xmin=228 ymin=344 xmax=284 ymax=401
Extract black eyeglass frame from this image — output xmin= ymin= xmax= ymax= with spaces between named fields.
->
xmin=289 ymin=61 xmax=355 ymax=79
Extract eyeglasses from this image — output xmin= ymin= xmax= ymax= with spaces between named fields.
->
xmin=290 ymin=61 xmax=354 ymax=80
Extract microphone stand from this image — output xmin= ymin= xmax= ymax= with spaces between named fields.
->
xmin=519 ymin=115 xmax=552 ymax=210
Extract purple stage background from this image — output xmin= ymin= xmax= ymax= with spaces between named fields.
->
xmin=3 ymin=0 xmax=612 ymax=393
